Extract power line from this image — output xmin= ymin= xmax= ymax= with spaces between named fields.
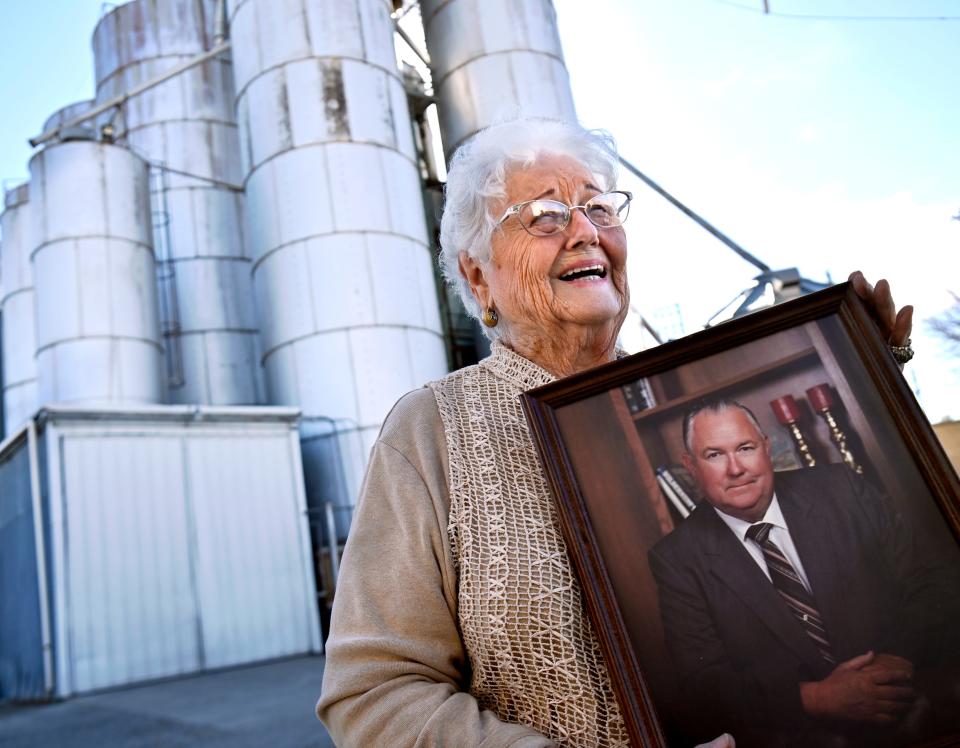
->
xmin=709 ymin=0 xmax=960 ymax=21
xmin=617 ymin=156 xmax=771 ymax=273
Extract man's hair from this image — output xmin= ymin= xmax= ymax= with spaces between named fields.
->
xmin=681 ymin=397 xmax=766 ymax=454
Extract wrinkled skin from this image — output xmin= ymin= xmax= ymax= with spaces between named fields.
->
xmin=459 ymin=154 xmax=630 ymax=377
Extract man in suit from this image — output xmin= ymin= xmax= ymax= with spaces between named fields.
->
xmin=648 ymin=398 xmax=960 ymax=747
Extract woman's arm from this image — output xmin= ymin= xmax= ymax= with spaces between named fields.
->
xmin=317 ymin=389 xmax=555 ymax=747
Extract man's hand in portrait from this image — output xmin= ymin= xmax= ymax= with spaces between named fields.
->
xmin=800 ymin=650 xmax=915 ymax=724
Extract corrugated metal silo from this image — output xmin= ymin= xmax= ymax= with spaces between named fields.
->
xmin=420 ymin=0 xmax=578 ymax=153
xmin=0 ymin=185 xmax=39 ymax=436
xmin=92 ymin=0 xmax=262 ymax=406
xmin=29 ymin=136 xmax=164 ymax=405
xmin=227 ymin=0 xmax=449 ymax=531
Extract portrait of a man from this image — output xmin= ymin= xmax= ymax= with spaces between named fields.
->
xmin=648 ymin=398 xmax=960 ymax=747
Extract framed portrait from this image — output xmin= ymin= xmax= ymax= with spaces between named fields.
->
xmin=522 ymin=282 xmax=960 ymax=748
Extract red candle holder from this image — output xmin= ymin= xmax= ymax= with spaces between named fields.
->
xmin=805 ymin=384 xmax=863 ymax=474
xmin=769 ymin=395 xmax=816 ymax=468
xmin=806 ymin=383 xmax=834 ymax=413
xmin=770 ymin=395 xmax=801 ymax=425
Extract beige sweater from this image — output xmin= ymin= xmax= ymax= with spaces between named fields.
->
xmin=317 ymin=344 xmax=626 ymax=747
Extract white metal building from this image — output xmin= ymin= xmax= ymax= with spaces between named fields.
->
xmin=0 ymin=406 xmax=321 ymax=700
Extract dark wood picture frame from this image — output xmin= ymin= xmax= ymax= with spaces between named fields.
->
xmin=521 ymin=283 xmax=960 ymax=747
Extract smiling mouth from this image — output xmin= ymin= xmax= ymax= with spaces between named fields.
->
xmin=559 ymin=264 xmax=608 ymax=281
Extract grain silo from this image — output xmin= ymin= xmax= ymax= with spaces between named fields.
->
xmin=227 ymin=0 xmax=449 ymax=535
xmin=0 ymin=0 xmax=581 ymax=701
xmin=29 ymin=133 xmax=164 ymax=405
xmin=0 ymin=184 xmax=38 ymax=434
xmin=421 ymin=0 xmax=577 ymax=153
xmin=92 ymin=0 xmax=262 ymax=406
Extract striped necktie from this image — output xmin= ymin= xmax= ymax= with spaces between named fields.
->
xmin=746 ymin=522 xmax=835 ymax=664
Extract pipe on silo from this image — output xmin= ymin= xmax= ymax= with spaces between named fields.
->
xmin=213 ymin=0 xmax=228 ymax=43
xmin=30 ymin=139 xmax=164 ymax=406
xmin=227 ymin=0 xmax=449 ymax=535
xmin=92 ymin=0 xmax=263 ymax=407
xmin=41 ymin=99 xmax=98 ymax=142
xmin=1 ymin=184 xmax=40 ymax=435
xmin=420 ymin=0 xmax=578 ymax=154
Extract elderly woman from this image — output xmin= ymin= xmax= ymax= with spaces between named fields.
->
xmin=316 ymin=118 xmax=913 ymax=747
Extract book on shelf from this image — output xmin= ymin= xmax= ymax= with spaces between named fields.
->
xmin=656 ymin=465 xmax=698 ymax=511
xmin=622 ymin=377 xmax=657 ymax=413
xmin=656 ymin=472 xmax=690 ymax=519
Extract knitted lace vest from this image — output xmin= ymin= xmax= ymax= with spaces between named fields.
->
xmin=429 ymin=343 xmax=628 ymax=747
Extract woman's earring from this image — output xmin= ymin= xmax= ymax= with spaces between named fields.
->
xmin=481 ymin=307 xmax=499 ymax=328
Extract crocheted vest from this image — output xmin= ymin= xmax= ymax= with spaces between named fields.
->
xmin=429 ymin=343 xmax=628 ymax=747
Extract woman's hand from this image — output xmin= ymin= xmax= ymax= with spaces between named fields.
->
xmin=849 ymin=271 xmax=913 ymax=346
xmin=696 ymin=734 xmax=735 ymax=748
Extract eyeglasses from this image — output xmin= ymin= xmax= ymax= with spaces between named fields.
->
xmin=497 ymin=190 xmax=632 ymax=237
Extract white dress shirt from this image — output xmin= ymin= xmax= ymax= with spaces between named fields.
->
xmin=713 ymin=495 xmax=813 ymax=593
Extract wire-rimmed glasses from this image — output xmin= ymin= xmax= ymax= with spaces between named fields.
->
xmin=497 ymin=190 xmax=632 ymax=237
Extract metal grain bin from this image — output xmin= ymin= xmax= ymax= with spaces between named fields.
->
xmin=227 ymin=0 xmax=448 ymax=536
xmin=29 ymin=138 xmax=164 ymax=406
xmin=1 ymin=184 xmax=40 ymax=436
xmin=92 ymin=0 xmax=263 ymax=407
xmin=421 ymin=0 xmax=578 ymax=154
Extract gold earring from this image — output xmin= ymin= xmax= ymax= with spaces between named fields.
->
xmin=481 ymin=307 xmax=499 ymax=328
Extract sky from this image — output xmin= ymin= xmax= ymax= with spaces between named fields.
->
xmin=552 ymin=0 xmax=959 ymax=421
xmin=0 ymin=0 xmax=957 ymax=420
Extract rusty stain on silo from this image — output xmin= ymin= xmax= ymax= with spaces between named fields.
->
xmin=275 ymin=71 xmax=294 ymax=150
xmin=322 ymin=60 xmax=350 ymax=139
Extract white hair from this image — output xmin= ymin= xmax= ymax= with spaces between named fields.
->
xmin=438 ymin=118 xmax=620 ymax=338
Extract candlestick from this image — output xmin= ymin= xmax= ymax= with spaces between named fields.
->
xmin=806 ymin=384 xmax=863 ymax=475
xmin=769 ymin=395 xmax=816 ymax=468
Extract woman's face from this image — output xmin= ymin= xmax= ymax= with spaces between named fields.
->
xmin=463 ymin=154 xmax=629 ymax=344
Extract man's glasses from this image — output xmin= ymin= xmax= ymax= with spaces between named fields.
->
xmin=498 ymin=190 xmax=632 ymax=237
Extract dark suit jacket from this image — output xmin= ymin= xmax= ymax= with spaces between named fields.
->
xmin=648 ymin=464 xmax=960 ymax=746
